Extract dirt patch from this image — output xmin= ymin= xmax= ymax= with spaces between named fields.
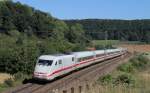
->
xmin=119 ymin=44 xmax=150 ymax=53
xmin=0 ymin=73 xmax=11 ymax=84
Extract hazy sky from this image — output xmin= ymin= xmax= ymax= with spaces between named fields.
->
xmin=13 ymin=0 xmax=150 ymax=20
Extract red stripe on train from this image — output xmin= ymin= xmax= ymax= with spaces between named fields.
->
xmin=46 ymin=53 xmax=121 ymax=77
xmin=47 ymin=56 xmax=106 ymax=77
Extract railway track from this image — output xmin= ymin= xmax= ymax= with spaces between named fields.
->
xmin=4 ymin=52 xmax=131 ymax=93
xmin=5 ymin=83 xmax=43 ymax=93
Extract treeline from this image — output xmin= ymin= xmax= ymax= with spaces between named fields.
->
xmin=0 ymin=1 xmax=89 ymax=44
xmin=0 ymin=1 xmax=90 ymax=74
xmin=65 ymin=19 xmax=150 ymax=43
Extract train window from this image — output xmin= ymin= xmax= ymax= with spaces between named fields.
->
xmin=78 ymin=58 xmax=82 ymax=62
xmin=72 ymin=57 xmax=74 ymax=61
xmin=38 ymin=59 xmax=53 ymax=66
xmin=96 ymin=54 xmax=103 ymax=57
xmin=77 ymin=58 xmax=80 ymax=62
xmin=59 ymin=60 xmax=62 ymax=64
xmin=80 ymin=58 xmax=83 ymax=61
xmin=55 ymin=62 xmax=57 ymax=65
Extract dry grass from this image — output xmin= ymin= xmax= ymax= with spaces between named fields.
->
xmin=84 ymin=54 xmax=150 ymax=93
xmin=119 ymin=44 xmax=150 ymax=53
xmin=84 ymin=73 xmax=150 ymax=93
xmin=0 ymin=73 xmax=11 ymax=84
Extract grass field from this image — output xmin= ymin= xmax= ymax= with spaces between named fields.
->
xmin=92 ymin=40 xmax=120 ymax=46
xmin=92 ymin=40 xmax=120 ymax=49
xmin=92 ymin=40 xmax=150 ymax=53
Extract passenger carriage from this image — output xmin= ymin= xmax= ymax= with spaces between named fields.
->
xmin=33 ymin=48 xmax=126 ymax=80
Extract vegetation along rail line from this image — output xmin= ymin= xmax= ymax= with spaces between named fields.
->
xmin=33 ymin=53 xmax=130 ymax=93
xmin=4 ymin=52 xmax=130 ymax=93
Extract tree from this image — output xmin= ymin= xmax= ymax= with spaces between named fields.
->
xmin=67 ymin=23 xmax=85 ymax=43
xmin=0 ymin=16 xmax=2 ymax=30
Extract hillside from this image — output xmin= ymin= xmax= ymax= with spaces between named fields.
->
xmin=0 ymin=1 xmax=90 ymax=74
xmin=65 ymin=19 xmax=150 ymax=43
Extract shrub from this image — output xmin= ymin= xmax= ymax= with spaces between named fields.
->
xmin=114 ymin=73 xmax=135 ymax=86
xmin=4 ymin=78 xmax=14 ymax=87
xmin=14 ymin=72 xmax=26 ymax=81
xmin=131 ymin=55 xmax=150 ymax=70
xmin=137 ymin=55 xmax=149 ymax=65
xmin=118 ymin=63 xmax=134 ymax=73
xmin=98 ymin=74 xmax=113 ymax=85
xmin=130 ymin=57 xmax=139 ymax=68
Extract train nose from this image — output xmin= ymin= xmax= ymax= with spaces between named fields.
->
xmin=35 ymin=65 xmax=50 ymax=73
xmin=33 ymin=65 xmax=51 ymax=79
xmin=33 ymin=72 xmax=49 ymax=79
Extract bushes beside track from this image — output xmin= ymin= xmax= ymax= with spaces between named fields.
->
xmin=98 ymin=54 xmax=150 ymax=86
xmin=118 ymin=54 xmax=150 ymax=72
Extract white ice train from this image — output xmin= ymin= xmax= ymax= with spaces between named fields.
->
xmin=33 ymin=48 xmax=126 ymax=80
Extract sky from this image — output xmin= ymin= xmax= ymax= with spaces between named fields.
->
xmin=13 ymin=0 xmax=150 ymax=20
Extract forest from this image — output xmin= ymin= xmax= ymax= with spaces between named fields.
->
xmin=0 ymin=1 xmax=90 ymax=74
xmin=65 ymin=19 xmax=150 ymax=43
xmin=0 ymin=0 xmax=150 ymax=75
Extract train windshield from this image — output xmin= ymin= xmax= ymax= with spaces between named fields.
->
xmin=38 ymin=59 xmax=53 ymax=66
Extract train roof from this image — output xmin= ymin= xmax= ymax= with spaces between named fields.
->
xmin=94 ymin=50 xmax=105 ymax=54
xmin=38 ymin=48 xmax=123 ymax=60
xmin=105 ymin=49 xmax=121 ymax=52
xmin=72 ymin=51 xmax=94 ymax=58
xmin=39 ymin=54 xmax=74 ymax=60
xmin=52 ymin=54 xmax=66 ymax=56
